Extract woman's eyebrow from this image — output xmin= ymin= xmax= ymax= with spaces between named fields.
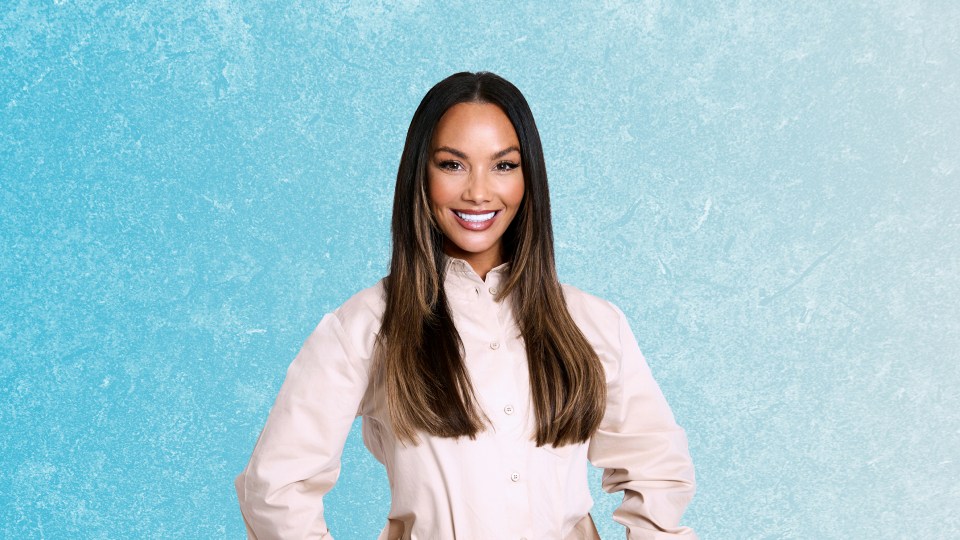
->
xmin=491 ymin=146 xmax=521 ymax=159
xmin=434 ymin=146 xmax=468 ymax=159
xmin=434 ymin=145 xmax=521 ymax=160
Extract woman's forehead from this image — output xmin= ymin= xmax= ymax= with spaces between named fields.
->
xmin=431 ymin=103 xmax=519 ymax=152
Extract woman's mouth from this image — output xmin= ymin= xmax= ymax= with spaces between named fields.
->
xmin=452 ymin=209 xmax=500 ymax=231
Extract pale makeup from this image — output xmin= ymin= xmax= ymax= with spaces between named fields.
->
xmin=427 ymin=102 xmax=525 ymax=280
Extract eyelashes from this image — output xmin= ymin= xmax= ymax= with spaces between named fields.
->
xmin=437 ymin=160 xmax=520 ymax=172
xmin=437 ymin=161 xmax=462 ymax=171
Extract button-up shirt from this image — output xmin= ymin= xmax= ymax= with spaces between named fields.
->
xmin=235 ymin=257 xmax=697 ymax=539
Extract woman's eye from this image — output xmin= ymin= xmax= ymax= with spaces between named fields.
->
xmin=438 ymin=161 xmax=462 ymax=171
xmin=496 ymin=161 xmax=519 ymax=171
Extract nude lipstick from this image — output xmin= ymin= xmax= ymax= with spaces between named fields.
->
xmin=452 ymin=209 xmax=500 ymax=231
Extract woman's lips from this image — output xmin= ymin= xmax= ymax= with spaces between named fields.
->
xmin=452 ymin=209 xmax=500 ymax=231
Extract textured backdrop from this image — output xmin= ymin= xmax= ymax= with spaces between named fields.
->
xmin=2 ymin=1 xmax=958 ymax=538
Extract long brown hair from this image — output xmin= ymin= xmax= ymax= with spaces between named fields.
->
xmin=379 ymin=71 xmax=606 ymax=447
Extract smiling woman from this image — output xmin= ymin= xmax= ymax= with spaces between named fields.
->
xmin=428 ymin=102 xmax=525 ymax=278
xmin=234 ymin=71 xmax=698 ymax=539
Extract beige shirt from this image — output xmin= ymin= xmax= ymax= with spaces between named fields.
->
xmin=235 ymin=258 xmax=697 ymax=539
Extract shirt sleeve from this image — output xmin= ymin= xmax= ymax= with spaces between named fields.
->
xmin=234 ymin=310 xmax=371 ymax=540
xmin=587 ymin=304 xmax=698 ymax=540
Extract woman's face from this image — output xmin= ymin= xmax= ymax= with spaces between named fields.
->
xmin=427 ymin=102 xmax=525 ymax=277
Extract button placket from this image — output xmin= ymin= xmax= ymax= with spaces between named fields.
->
xmin=489 ymin=285 xmax=504 ymax=352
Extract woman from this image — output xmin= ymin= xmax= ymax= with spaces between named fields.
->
xmin=235 ymin=71 xmax=697 ymax=539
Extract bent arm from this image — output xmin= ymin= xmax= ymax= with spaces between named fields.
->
xmin=235 ymin=312 xmax=370 ymax=540
xmin=588 ymin=306 xmax=697 ymax=540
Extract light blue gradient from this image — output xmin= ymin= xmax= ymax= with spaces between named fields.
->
xmin=2 ymin=2 xmax=957 ymax=538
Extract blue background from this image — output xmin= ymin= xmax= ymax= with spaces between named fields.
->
xmin=2 ymin=1 xmax=958 ymax=538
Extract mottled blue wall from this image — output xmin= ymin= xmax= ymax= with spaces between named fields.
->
xmin=2 ymin=1 xmax=958 ymax=538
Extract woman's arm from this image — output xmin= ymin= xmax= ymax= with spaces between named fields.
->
xmin=235 ymin=309 xmax=371 ymax=540
xmin=588 ymin=305 xmax=698 ymax=540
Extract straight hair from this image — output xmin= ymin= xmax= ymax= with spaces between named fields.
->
xmin=378 ymin=71 xmax=606 ymax=447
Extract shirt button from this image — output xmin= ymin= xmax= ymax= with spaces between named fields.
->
xmin=489 ymin=286 xmax=498 ymax=295
xmin=510 ymin=472 xmax=520 ymax=482
xmin=489 ymin=341 xmax=500 ymax=350
xmin=504 ymin=404 xmax=514 ymax=415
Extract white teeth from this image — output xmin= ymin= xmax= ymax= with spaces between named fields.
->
xmin=454 ymin=210 xmax=496 ymax=222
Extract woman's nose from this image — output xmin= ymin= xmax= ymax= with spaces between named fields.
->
xmin=462 ymin=170 xmax=491 ymax=203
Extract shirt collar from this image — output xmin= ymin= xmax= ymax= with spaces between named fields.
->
xmin=442 ymin=254 xmax=510 ymax=284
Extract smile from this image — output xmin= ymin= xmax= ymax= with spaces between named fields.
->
xmin=454 ymin=210 xmax=496 ymax=222
xmin=452 ymin=209 xmax=500 ymax=231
